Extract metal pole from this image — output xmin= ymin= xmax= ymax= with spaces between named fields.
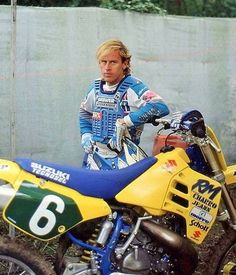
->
xmin=9 ymin=0 xmax=17 ymax=238
xmin=10 ymin=0 xmax=17 ymax=161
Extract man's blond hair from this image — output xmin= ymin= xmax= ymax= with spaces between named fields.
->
xmin=96 ymin=39 xmax=131 ymax=75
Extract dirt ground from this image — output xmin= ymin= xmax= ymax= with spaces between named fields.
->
xmin=193 ymin=222 xmax=224 ymax=274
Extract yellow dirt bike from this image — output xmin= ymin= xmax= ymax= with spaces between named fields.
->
xmin=0 ymin=109 xmax=236 ymax=275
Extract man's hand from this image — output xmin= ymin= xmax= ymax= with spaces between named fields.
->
xmin=108 ymin=119 xmax=126 ymax=152
xmin=81 ymin=133 xmax=93 ymax=154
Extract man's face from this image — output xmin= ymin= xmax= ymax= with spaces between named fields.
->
xmin=98 ymin=50 xmax=127 ymax=85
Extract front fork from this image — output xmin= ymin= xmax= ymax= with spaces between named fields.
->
xmin=200 ymin=140 xmax=236 ymax=228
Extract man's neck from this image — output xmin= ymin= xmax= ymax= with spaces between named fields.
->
xmin=104 ymin=82 xmax=118 ymax=92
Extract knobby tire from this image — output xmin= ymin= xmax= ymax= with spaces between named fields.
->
xmin=0 ymin=235 xmax=55 ymax=275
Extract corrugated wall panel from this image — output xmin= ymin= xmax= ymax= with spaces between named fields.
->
xmin=0 ymin=6 xmax=235 ymax=165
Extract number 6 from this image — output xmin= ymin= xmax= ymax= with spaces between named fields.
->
xmin=29 ymin=195 xmax=65 ymax=236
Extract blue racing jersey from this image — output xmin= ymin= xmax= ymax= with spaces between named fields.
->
xmin=79 ymin=74 xmax=169 ymax=145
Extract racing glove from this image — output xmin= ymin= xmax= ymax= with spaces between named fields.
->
xmin=81 ymin=133 xmax=93 ymax=154
xmin=108 ymin=119 xmax=126 ymax=152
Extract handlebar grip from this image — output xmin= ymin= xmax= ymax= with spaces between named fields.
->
xmin=150 ymin=116 xmax=171 ymax=128
xmin=146 ymin=115 xmax=160 ymax=126
xmin=152 ymin=119 xmax=160 ymax=126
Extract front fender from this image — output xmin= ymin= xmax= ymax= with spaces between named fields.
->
xmin=224 ymin=165 xmax=236 ymax=185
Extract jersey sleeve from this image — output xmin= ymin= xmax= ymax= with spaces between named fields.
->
xmin=79 ymin=83 xmax=95 ymax=136
xmin=124 ymin=84 xmax=170 ymax=127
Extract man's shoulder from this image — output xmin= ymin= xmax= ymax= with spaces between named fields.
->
xmin=126 ymin=75 xmax=149 ymax=94
xmin=86 ymin=78 xmax=102 ymax=93
xmin=128 ymin=75 xmax=142 ymax=82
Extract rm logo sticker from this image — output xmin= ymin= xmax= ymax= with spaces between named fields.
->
xmin=192 ymin=180 xmax=221 ymax=200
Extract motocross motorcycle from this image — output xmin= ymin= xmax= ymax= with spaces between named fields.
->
xmin=0 ymin=110 xmax=236 ymax=275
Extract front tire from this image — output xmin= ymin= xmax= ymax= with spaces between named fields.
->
xmin=205 ymin=227 xmax=236 ymax=274
xmin=0 ymin=235 xmax=55 ymax=275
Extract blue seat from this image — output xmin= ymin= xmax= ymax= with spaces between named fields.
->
xmin=15 ymin=157 xmax=157 ymax=199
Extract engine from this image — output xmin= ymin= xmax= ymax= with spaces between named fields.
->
xmin=59 ymin=213 xmax=197 ymax=275
xmin=114 ymin=230 xmax=174 ymax=274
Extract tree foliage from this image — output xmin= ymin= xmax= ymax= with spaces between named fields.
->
xmin=101 ymin=0 xmax=236 ymax=17
xmin=156 ymin=0 xmax=236 ymax=17
xmin=2 ymin=0 xmax=236 ymax=17
xmin=100 ymin=0 xmax=167 ymax=14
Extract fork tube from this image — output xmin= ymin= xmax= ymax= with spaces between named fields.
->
xmin=201 ymin=142 xmax=236 ymax=226
xmin=221 ymin=184 xmax=236 ymax=226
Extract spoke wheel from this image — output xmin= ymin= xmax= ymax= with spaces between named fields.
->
xmin=217 ymin=243 xmax=236 ymax=275
xmin=0 ymin=255 xmax=38 ymax=275
xmin=0 ymin=236 xmax=55 ymax=275
xmin=204 ymin=227 xmax=236 ymax=275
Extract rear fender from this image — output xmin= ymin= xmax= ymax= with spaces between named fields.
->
xmin=0 ymin=160 xmax=111 ymax=241
xmin=0 ymin=159 xmax=22 ymax=186
xmin=0 ymin=159 xmax=22 ymax=209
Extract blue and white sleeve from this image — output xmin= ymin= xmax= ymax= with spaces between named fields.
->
xmin=124 ymin=85 xmax=169 ymax=127
xmin=79 ymin=84 xmax=95 ymax=136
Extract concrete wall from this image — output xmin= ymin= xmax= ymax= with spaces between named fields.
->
xmin=0 ymin=6 xmax=236 ymax=165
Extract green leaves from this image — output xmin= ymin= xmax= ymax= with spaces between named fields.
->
xmin=3 ymin=0 xmax=236 ymax=17
xmin=100 ymin=0 xmax=167 ymax=14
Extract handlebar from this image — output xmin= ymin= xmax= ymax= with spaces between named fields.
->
xmin=152 ymin=110 xmax=206 ymax=138
xmin=152 ymin=118 xmax=171 ymax=129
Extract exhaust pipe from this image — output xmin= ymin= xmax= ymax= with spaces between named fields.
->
xmin=141 ymin=220 xmax=198 ymax=275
